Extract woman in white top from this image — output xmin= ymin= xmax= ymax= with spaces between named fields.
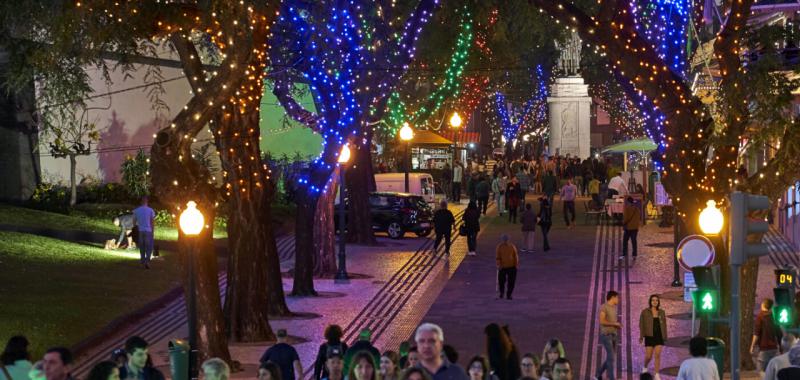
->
xmin=0 ymin=336 xmax=32 ymax=380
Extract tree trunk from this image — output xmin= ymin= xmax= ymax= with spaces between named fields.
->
xmin=69 ymin=154 xmax=77 ymax=206
xmin=313 ymin=168 xmax=337 ymax=276
xmin=215 ymin=110 xmax=288 ymax=340
xmin=346 ymin=141 xmax=377 ymax=245
xmin=292 ymin=189 xmax=318 ymax=296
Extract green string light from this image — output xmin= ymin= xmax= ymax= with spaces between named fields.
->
xmin=384 ymin=6 xmax=473 ymax=135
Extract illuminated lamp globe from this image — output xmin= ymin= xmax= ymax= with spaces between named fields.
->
xmin=699 ymin=200 xmax=724 ymax=235
xmin=399 ymin=122 xmax=414 ymax=141
xmin=179 ymin=201 xmax=205 ymax=236
xmin=449 ymin=112 xmax=462 ymax=128
xmin=338 ymin=144 xmax=351 ymax=164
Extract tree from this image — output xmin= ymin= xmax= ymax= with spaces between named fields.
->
xmin=1 ymin=0 xmax=288 ymax=357
xmin=269 ymin=0 xmax=439 ymax=294
xmin=41 ymin=104 xmax=100 ymax=206
xmin=120 ymin=149 xmax=150 ymax=200
xmin=530 ymin=0 xmax=800 ymax=368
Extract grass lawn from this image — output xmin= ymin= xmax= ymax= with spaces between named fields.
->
xmin=0 ymin=204 xmax=227 ymax=241
xmin=0 ymin=231 xmax=183 ymax=358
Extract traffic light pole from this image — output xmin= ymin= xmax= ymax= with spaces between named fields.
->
xmin=730 ymin=263 xmax=741 ymax=380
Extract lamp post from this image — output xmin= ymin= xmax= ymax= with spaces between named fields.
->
xmin=450 ymin=111 xmax=462 ymax=165
xmin=179 ymin=201 xmax=204 ymax=380
xmin=336 ymin=145 xmax=351 ymax=282
xmin=699 ymin=200 xmax=724 ymax=235
xmin=399 ymin=122 xmax=414 ymax=192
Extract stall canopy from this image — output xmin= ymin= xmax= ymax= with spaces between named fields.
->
xmin=437 ymin=130 xmax=480 ymax=145
xmin=601 ymin=137 xmax=657 ymax=153
xmin=410 ymin=130 xmax=454 ymax=146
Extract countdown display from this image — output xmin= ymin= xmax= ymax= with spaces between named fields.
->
xmin=775 ymin=269 xmax=796 ymax=288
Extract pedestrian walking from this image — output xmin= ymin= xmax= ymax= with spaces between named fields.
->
xmin=594 ymin=291 xmax=621 ymax=380
xmin=1 ymin=336 xmax=32 ymax=380
xmin=541 ymin=171 xmax=557 ymax=206
xmin=751 ymin=298 xmax=783 ymax=375
xmin=537 ymin=197 xmax=552 ymax=252
xmin=43 ymin=347 xmax=75 ymax=380
xmin=463 ymin=201 xmax=481 ymax=256
xmin=260 ymin=329 xmax=303 ymax=380
xmin=119 ymin=337 xmax=164 ymax=380
xmin=621 ymin=197 xmax=641 ymax=260
xmin=433 ymin=200 xmax=456 ymax=255
xmin=516 ymin=167 xmax=530 ymax=209
xmin=506 ymin=177 xmax=521 ymax=223
xmin=520 ymin=203 xmax=536 ymax=254
xmin=132 ymin=196 xmax=156 ymax=269
xmin=476 ymin=176 xmax=490 ymax=215
xmin=484 ymin=323 xmax=520 ymax=380
xmin=551 ymin=358 xmax=573 ymax=380
xmin=453 ymin=161 xmax=463 ymax=202
xmin=348 ymin=352 xmax=377 ymax=380
xmin=414 ymin=323 xmax=469 ymax=380
xmin=466 ymin=356 xmax=497 ymax=380
xmin=675 ymin=337 xmax=719 ymax=380
xmin=559 ymin=178 xmax=577 ymax=228
xmin=639 ymin=295 xmax=667 ymax=379
xmin=495 ymin=234 xmax=519 ymax=300
xmin=314 ymin=325 xmax=349 ymax=380
xmin=442 ymin=163 xmax=452 ymax=202
xmin=764 ymin=334 xmax=798 ymax=380
xmin=588 ymin=176 xmax=601 ymax=210
xmin=540 ymin=339 xmax=566 ymax=369
xmin=492 ymin=175 xmax=506 ymax=215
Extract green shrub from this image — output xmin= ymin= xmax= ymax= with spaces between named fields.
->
xmin=121 ymin=149 xmax=151 ymax=199
xmin=28 ymin=183 xmax=70 ymax=213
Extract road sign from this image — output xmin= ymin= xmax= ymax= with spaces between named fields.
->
xmin=684 ymin=272 xmax=697 ymax=302
xmin=677 ymin=234 xmax=716 ymax=271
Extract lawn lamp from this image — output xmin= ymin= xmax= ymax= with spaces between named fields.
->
xmin=399 ymin=122 xmax=414 ymax=192
xmin=336 ymin=144 xmax=351 ymax=282
xmin=179 ymin=201 xmax=204 ymax=380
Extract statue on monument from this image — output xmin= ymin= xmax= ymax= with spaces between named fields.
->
xmin=554 ymin=30 xmax=582 ymax=76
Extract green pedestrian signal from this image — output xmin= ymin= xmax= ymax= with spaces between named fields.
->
xmin=773 ymin=287 xmax=795 ymax=326
xmin=694 ymin=290 xmax=718 ymax=313
xmin=702 ymin=292 xmax=714 ymax=311
xmin=692 ymin=267 xmax=720 ymax=314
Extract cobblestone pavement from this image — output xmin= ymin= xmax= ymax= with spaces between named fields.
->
xmin=419 ymin=197 xmax=794 ymax=380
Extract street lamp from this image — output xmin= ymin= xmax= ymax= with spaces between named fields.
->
xmin=449 ymin=111 xmax=462 ymax=166
xmin=179 ymin=201 xmax=204 ymax=380
xmin=699 ymin=200 xmax=724 ymax=235
xmin=399 ymin=122 xmax=414 ymax=192
xmin=336 ymin=144 xmax=350 ymax=282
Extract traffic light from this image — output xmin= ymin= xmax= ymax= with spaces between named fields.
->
xmin=729 ymin=192 xmax=770 ymax=266
xmin=773 ymin=288 xmax=794 ymax=326
xmin=692 ymin=266 xmax=720 ymax=314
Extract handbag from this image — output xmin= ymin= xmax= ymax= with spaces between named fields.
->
xmin=459 ymin=225 xmax=468 ymax=236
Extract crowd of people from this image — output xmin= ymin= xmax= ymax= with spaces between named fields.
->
xmin=5 ymin=296 xmax=800 ymax=380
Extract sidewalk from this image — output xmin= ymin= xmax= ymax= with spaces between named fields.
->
xmin=71 ymin=202 xmax=475 ymax=379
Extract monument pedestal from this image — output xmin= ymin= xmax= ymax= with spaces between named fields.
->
xmin=547 ymin=76 xmax=591 ymax=159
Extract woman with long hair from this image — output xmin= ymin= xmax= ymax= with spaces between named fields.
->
xmin=314 ymin=325 xmax=349 ymax=380
xmin=349 ymin=351 xmax=380 ymax=380
xmin=258 ymin=362 xmax=283 ymax=380
xmin=380 ymin=351 xmax=400 ymax=380
xmin=0 ymin=336 xmax=32 ymax=380
xmin=87 ymin=361 xmax=120 ymax=380
xmin=639 ymin=294 xmax=667 ymax=379
xmin=539 ymin=339 xmax=565 ymax=369
xmin=484 ymin=323 xmax=521 ymax=380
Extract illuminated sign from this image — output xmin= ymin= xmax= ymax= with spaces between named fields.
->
xmin=775 ymin=269 xmax=796 ymax=288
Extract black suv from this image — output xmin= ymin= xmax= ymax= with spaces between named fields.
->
xmin=337 ymin=192 xmax=433 ymax=239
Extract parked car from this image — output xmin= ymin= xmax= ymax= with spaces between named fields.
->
xmin=336 ymin=192 xmax=433 ymax=239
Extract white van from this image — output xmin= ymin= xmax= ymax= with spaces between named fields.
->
xmin=374 ymin=173 xmax=437 ymax=203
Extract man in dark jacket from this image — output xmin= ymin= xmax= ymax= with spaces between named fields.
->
xmin=475 ymin=176 xmax=490 ymax=215
xmin=432 ymin=200 xmax=455 ymax=255
xmin=520 ymin=203 xmax=537 ymax=253
xmin=542 ymin=170 xmax=558 ymax=206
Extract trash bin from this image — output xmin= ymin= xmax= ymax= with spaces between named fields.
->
xmin=169 ymin=339 xmax=189 ymax=380
xmin=706 ymin=337 xmax=725 ymax=378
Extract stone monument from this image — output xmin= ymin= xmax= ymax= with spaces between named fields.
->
xmin=547 ymin=31 xmax=591 ymax=159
